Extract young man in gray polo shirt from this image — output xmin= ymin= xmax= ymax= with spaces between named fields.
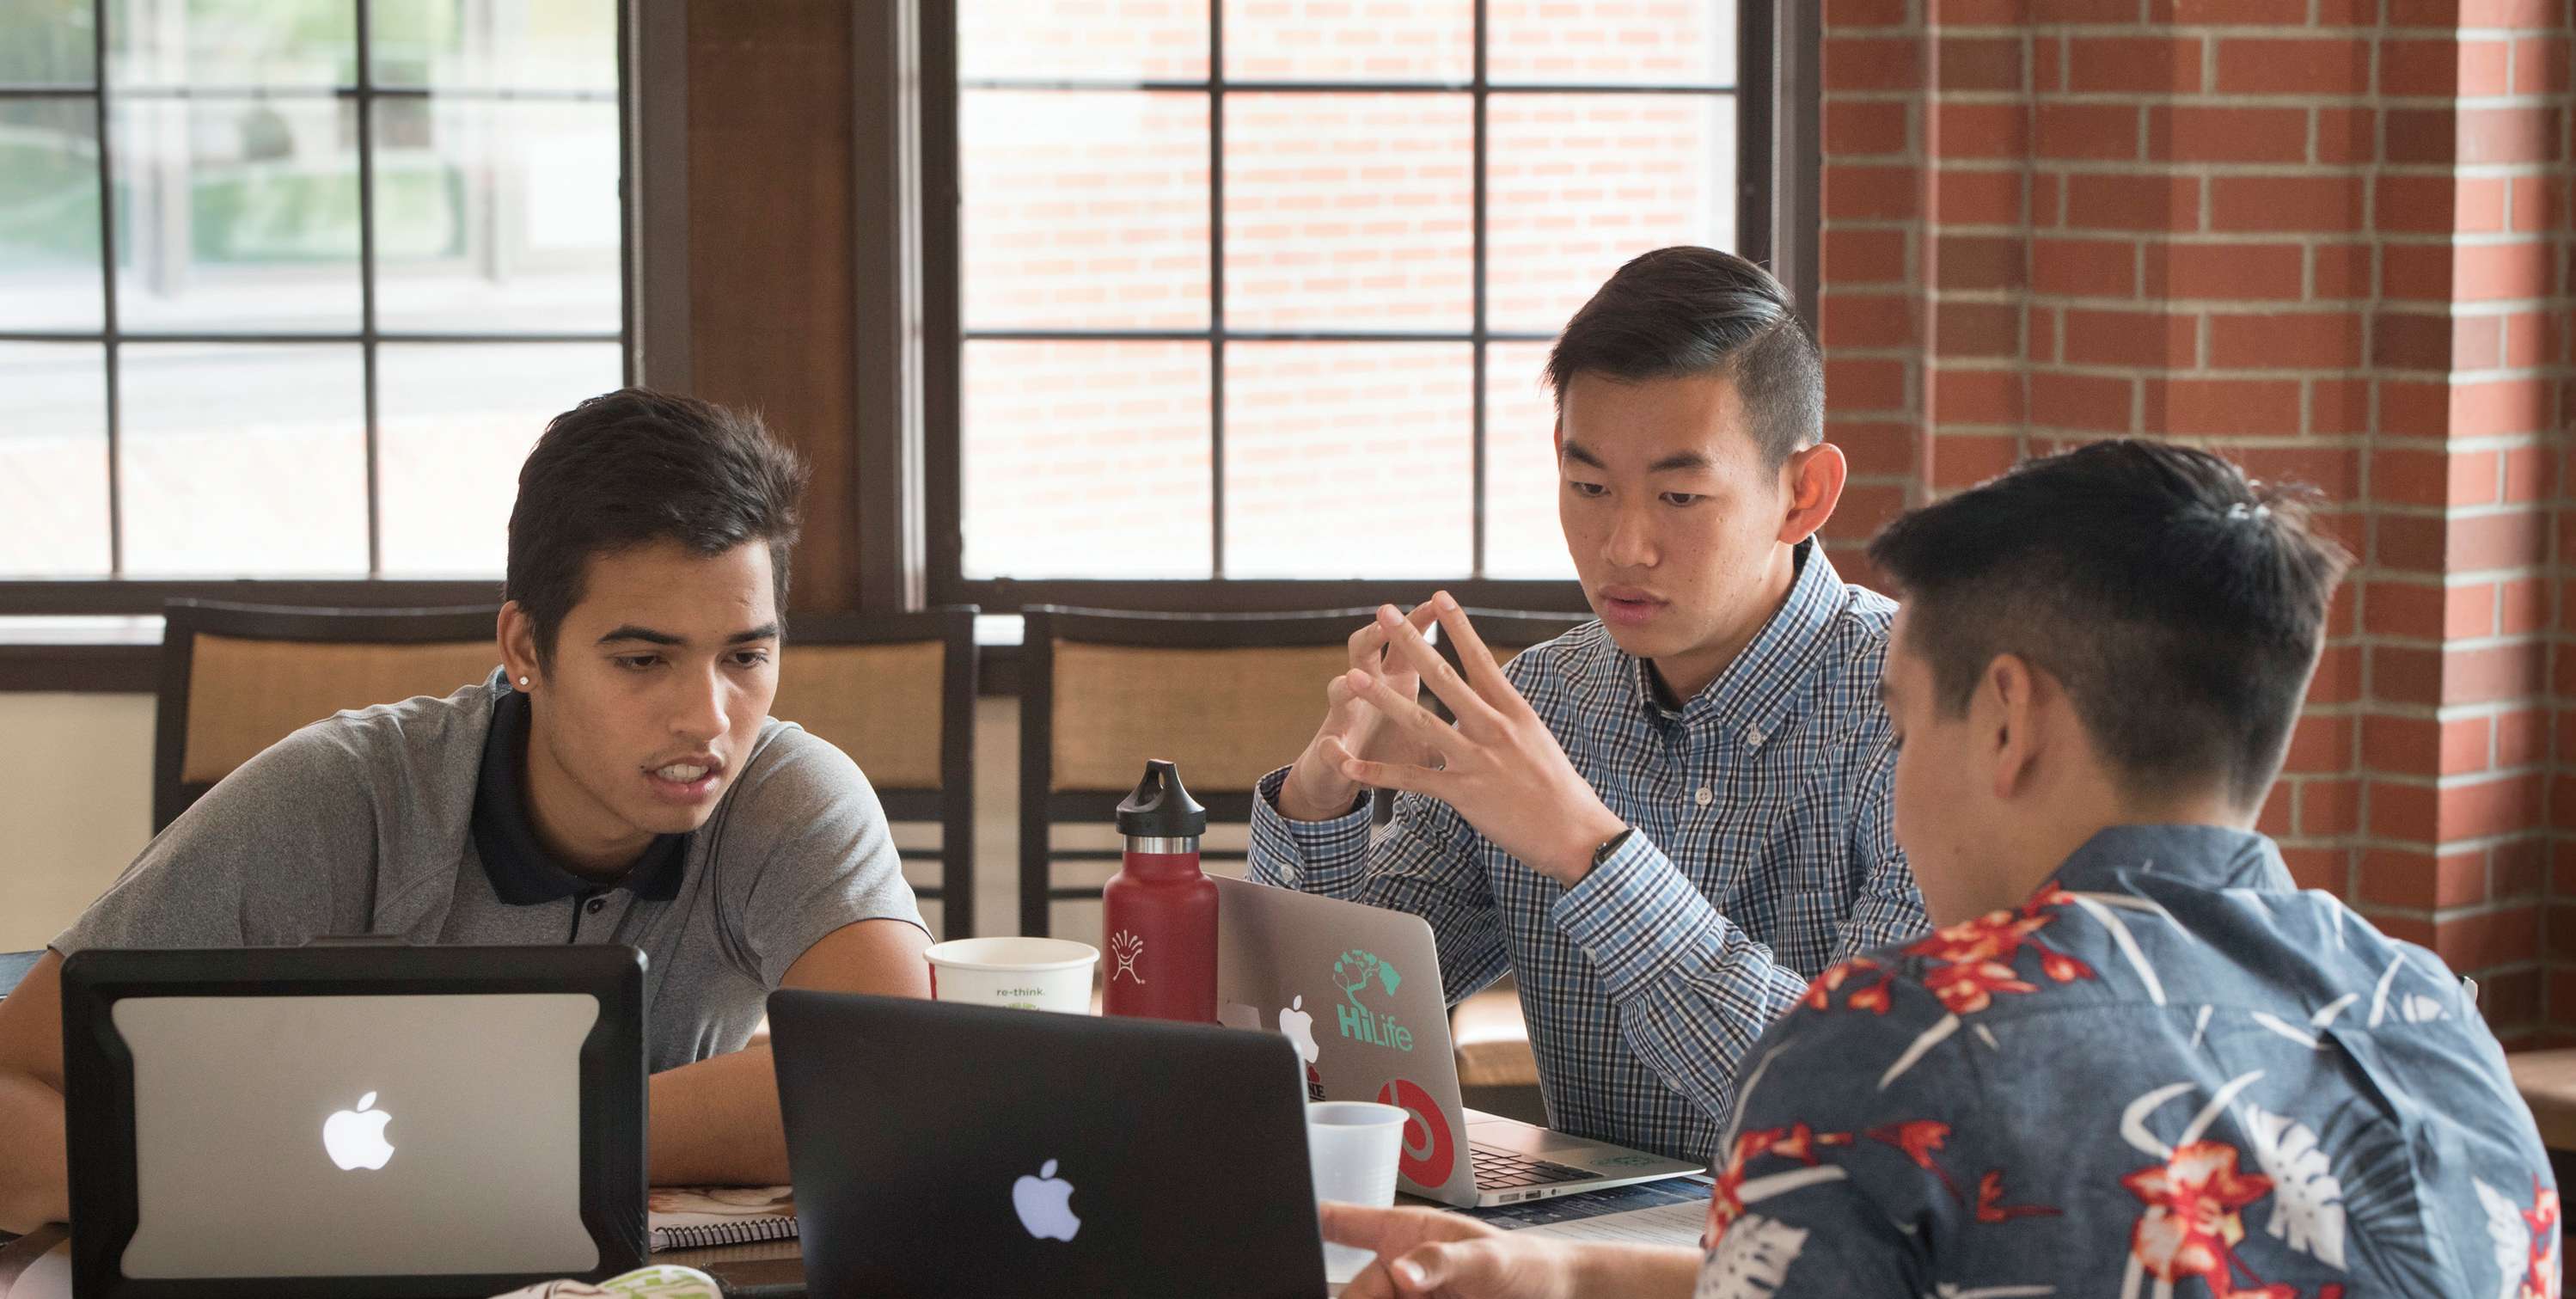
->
xmin=0 ymin=389 xmax=931 ymax=1234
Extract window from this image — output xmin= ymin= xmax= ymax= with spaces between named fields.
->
xmin=934 ymin=0 xmax=1754 ymax=608
xmin=0 ymin=0 xmax=627 ymax=592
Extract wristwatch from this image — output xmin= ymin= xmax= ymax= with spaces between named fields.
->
xmin=1590 ymin=827 xmax=1636 ymax=867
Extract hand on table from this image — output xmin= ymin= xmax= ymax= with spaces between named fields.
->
xmin=1321 ymin=1203 xmax=1578 ymax=1299
xmin=1277 ymin=600 xmax=1445 ymax=822
xmin=1330 ymin=593 xmax=1628 ymax=885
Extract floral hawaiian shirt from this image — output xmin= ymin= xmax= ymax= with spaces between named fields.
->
xmin=1698 ymin=824 xmax=2559 ymax=1299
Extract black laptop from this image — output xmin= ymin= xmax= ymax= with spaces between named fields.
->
xmin=769 ymin=990 xmax=1327 ymax=1299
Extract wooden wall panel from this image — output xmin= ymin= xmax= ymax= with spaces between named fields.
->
xmin=685 ymin=3 xmax=860 ymax=613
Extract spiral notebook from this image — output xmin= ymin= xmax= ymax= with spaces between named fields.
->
xmin=647 ymin=1186 xmax=799 ymax=1253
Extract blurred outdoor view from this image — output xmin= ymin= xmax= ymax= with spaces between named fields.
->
xmin=956 ymin=0 xmax=1738 ymax=583
xmin=0 ymin=0 xmax=622 ymax=578
xmin=1 ymin=0 xmax=1735 ymax=586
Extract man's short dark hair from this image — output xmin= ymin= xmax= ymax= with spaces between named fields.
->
xmin=1545 ymin=246 xmax=1824 ymax=469
xmin=506 ymin=388 xmax=808 ymax=665
xmin=1866 ymin=439 xmax=2353 ymax=810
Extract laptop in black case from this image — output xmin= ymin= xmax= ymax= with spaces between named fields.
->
xmin=59 ymin=942 xmax=647 ymax=1299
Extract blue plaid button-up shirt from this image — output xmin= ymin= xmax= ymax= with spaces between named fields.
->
xmin=1248 ymin=541 xmax=1928 ymax=1163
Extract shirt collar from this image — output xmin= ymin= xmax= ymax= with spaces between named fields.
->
xmin=473 ymin=685 xmax=688 ymax=905
xmin=2047 ymin=823 xmax=2291 ymax=896
xmin=1620 ymin=537 xmax=1847 ymax=740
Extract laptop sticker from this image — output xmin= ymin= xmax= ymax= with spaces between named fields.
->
xmin=1276 ymin=995 xmax=1329 ymax=1100
xmin=1376 ymin=1079 xmax=1456 ymax=1186
xmin=1333 ymin=949 xmax=1415 ymax=1051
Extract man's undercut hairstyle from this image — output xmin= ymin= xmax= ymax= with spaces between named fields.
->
xmin=1867 ymin=439 xmax=2352 ymax=811
xmin=1545 ymin=245 xmax=1825 ymax=469
xmin=507 ymin=388 xmax=808 ymax=665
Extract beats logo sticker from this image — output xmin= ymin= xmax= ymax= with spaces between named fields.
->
xmin=1375 ymin=1078 xmax=1455 ymax=1186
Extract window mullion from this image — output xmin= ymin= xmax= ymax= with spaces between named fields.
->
xmin=91 ymin=0 xmax=121 ymax=577
xmin=1207 ymin=0 xmax=1225 ymax=581
xmin=1471 ymin=0 xmax=1489 ymax=581
xmin=355 ymin=0 xmax=382 ymax=576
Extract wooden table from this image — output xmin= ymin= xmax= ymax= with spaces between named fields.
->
xmin=0 ymin=1228 xmax=807 ymax=1299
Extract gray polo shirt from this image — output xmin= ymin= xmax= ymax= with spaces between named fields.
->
xmin=55 ymin=671 xmax=925 ymax=1072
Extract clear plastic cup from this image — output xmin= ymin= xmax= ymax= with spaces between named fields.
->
xmin=1306 ymin=1100 xmax=1409 ymax=1283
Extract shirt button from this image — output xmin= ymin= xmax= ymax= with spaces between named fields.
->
xmin=1745 ymin=726 xmax=1765 ymax=748
xmin=1694 ymin=786 xmax=1714 ymax=807
xmin=1282 ymin=867 xmax=1300 ymax=888
xmin=584 ymin=896 xmax=606 ymax=915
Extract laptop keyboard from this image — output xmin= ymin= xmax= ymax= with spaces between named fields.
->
xmin=1470 ymin=1144 xmax=1602 ymax=1190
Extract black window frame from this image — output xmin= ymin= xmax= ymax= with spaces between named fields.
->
xmin=0 ymin=0 xmax=646 ymax=616
xmin=918 ymin=0 xmax=1818 ymax=616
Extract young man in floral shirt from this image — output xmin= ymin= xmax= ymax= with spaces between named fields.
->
xmin=1324 ymin=440 xmax=2557 ymax=1299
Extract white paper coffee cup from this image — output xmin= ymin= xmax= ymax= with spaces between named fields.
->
xmin=1307 ymin=1100 xmax=1409 ymax=1284
xmin=924 ymin=937 xmax=1098 ymax=1014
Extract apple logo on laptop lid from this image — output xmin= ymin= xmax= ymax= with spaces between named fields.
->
xmin=322 ymin=1091 xmax=395 ymax=1171
xmin=1013 ymin=1160 xmax=1080 ymax=1241
xmin=1277 ymin=996 xmax=1320 ymax=1065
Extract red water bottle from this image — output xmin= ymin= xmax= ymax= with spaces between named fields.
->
xmin=1102 ymin=759 xmax=1216 ymax=1022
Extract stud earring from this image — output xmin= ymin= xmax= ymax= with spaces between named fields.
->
xmin=517 ymin=676 xmax=530 ymax=687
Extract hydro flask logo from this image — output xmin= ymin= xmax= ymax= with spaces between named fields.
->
xmin=1332 ymin=948 xmax=1413 ymax=1052
xmin=1110 ymin=930 xmax=1147 ymax=985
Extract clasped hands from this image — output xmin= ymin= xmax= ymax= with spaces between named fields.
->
xmin=1278 ymin=593 xmax=1627 ymax=886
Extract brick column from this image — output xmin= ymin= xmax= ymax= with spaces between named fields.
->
xmin=1818 ymin=0 xmax=2574 ymax=1044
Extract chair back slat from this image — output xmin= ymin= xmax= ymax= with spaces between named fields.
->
xmin=181 ymin=634 xmax=502 ymax=784
xmin=771 ymin=639 xmax=946 ymax=790
xmin=1049 ymin=641 xmax=1347 ymax=793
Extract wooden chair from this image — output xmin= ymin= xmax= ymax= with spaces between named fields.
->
xmin=766 ymin=608 xmax=980 ymax=940
xmin=1016 ymin=606 xmax=1377 ymax=938
xmin=156 ymin=600 xmax=506 ymax=830
xmin=156 ymin=600 xmax=982 ymax=939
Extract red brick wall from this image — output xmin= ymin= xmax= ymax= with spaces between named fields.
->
xmin=1819 ymin=0 xmax=2576 ymax=1044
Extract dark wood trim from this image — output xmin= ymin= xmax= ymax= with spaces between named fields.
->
xmin=633 ymin=0 xmax=692 ymax=391
xmin=1736 ymin=0 xmax=1774 ymax=281
xmin=852 ymin=0 xmax=930 ymax=613
xmin=947 ymin=577 xmax=1590 ymax=616
xmin=0 ymin=579 xmax=504 ymax=616
xmin=1759 ymin=0 xmax=1821 ymax=326
xmin=919 ymin=0 xmax=964 ymax=613
xmin=0 ymin=642 xmax=158 ymax=693
xmin=1017 ymin=608 xmax=1056 ymax=936
xmin=687 ymin=1 xmax=863 ymax=614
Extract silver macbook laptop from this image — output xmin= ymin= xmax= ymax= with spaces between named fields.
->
xmin=1214 ymin=877 xmax=1702 ymax=1208
xmin=59 ymin=942 xmax=647 ymax=1299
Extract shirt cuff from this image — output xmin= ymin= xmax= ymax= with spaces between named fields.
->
xmin=1550 ymin=830 xmax=1727 ymax=996
xmin=1250 ymin=766 xmax=1373 ymax=892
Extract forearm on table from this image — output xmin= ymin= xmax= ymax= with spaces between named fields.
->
xmin=1567 ymin=1242 xmax=1704 ymax=1296
xmin=0 ymin=1069 xmax=68 ymax=1234
xmin=646 ymin=1041 xmax=788 ymax=1186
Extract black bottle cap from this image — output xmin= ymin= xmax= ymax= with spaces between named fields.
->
xmin=1117 ymin=759 xmax=1208 ymax=838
